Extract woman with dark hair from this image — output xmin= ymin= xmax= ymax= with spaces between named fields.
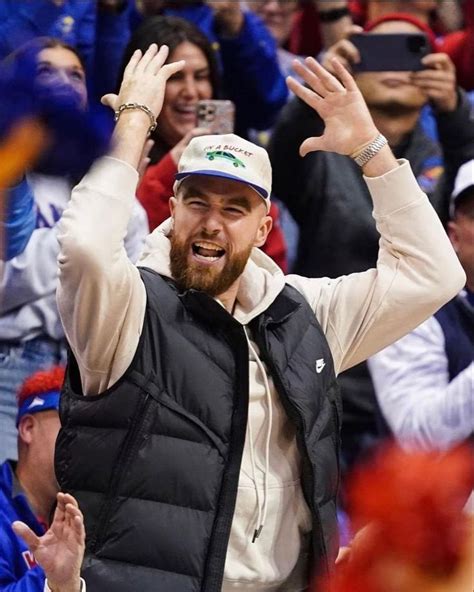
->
xmin=0 ymin=37 xmax=148 ymax=463
xmin=129 ymin=0 xmax=288 ymax=133
xmin=131 ymin=16 xmax=288 ymax=270
xmin=118 ymin=15 xmax=220 ymax=166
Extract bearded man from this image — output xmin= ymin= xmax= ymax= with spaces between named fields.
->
xmin=50 ymin=44 xmax=464 ymax=592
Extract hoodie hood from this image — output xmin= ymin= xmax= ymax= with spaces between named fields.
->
xmin=137 ymin=218 xmax=286 ymax=324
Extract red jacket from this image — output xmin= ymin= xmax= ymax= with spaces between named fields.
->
xmin=137 ymin=152 xmax=288 ymax=272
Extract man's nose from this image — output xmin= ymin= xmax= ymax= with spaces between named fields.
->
xmin=201 ymin=209 xmax=223 ymax=234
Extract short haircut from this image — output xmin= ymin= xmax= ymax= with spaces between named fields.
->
xmin=453 ymin=188 xmax=474 ymax=219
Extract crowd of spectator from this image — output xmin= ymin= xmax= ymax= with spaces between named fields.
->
xmin=0 ymin=0 xmax=472 ymax=590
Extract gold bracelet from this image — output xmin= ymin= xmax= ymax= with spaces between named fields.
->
xmin=114 ymin=102 xmax=157 ymax=135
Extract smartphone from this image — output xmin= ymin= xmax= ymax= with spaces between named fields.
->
xmin=351 ymin=33 xmax=430 ymax=72
xmin=196 ymin=100 xmax=235 ymax=134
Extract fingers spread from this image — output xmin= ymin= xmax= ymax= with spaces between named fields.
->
xmin=330 ymin=58 xmax=358 ymax=92
xmin=300 ymin=137 xmax=324 ymax=157
xmin=292 ymin=60 xmax=330 ymax=98
xmin=150 ymin=45 xmax=170 ymax=75
xmin=136 ymin=43 xmax=159 ymax=73
xmin=161 ymin=60 xmax=186 ymax=80
xmin=305 ymin=57 xmax=345 ymax=93
xmin=286 ymin=76 xmax=322 ymax=113
xmin=123 ymin=49 xmax=142 ymax=79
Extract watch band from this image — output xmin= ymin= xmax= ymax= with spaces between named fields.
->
xmin=352 ymin=133 xmax=388 ymax=167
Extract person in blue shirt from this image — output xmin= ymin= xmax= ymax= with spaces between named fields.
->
xmin=129 ymin=0 xmax=288 ymax=133
xmin=0 ymin=366 xmax=64 ymax=590
xmin=0 ymin=0 xmax=132 ymax=101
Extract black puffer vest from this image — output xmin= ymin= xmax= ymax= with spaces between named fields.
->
xmin=55 ymin=268 xmax=341 ymax=592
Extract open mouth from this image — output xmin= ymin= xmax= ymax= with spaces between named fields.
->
xmin=192 ymin=241 xmax=226 ymax=262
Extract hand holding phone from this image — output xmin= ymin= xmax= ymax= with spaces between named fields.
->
xmin=350 ymin=32 xmax=430 ymax=72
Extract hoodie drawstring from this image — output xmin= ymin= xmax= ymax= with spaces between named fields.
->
xmin=244 ymin=329 xmax=273 ymax=543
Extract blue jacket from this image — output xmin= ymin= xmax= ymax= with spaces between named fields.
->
xmin=0 ymin=0 xmax=131 ymax=101
xmin=0 ymin=461 xmax=46 ymax=591
xmin=130 ymin=4 xmax=288 ymax=132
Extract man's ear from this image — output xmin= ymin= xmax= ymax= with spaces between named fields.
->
xmin=18 ymin=415 xmax=35 ymax=446
xmin=254 ymin=215 xmax=273 ymax=248
xmin=447 ymin=220 xmax=460 ymax=253
xmin=169 ymin=196 xmax=177 ymax=217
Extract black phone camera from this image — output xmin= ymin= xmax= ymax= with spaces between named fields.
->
xmin=407 ymin=34 xmax=428 ymax=54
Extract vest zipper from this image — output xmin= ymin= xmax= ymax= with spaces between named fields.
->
xmin=90 ymin=393 xmax=152 ymax=553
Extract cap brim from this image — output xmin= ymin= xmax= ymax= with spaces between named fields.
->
xmin=175 ymin=170 xmax=269 ymax=200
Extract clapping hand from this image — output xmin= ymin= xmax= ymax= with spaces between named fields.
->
xmin=287 ymin=57 xmax=379 ymax=157
xmin=13 ymin=493 xmax=85 ymax=592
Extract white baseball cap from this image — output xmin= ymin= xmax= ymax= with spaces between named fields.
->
xmin=450 ymin=160 xmax=474 ymax=216
xmin=174 ymin=133 xmax=272 ymax=210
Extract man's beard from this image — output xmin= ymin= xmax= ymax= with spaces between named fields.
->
xmin=169 ymin=232 xmax=253 ymax=297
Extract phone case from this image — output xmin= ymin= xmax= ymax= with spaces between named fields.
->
xmin=351 ymin=33 xmax=430 ymax=72
xmin=196 ymin=100 xmax=235 ymax=134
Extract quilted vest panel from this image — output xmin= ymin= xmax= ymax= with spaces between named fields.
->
xmin=55 ymin=268 xmax=341 ymax=591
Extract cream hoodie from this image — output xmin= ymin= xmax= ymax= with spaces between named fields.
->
xmin=57 ymin=156 xmax=465 ymax=591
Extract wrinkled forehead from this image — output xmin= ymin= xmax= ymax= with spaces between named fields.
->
xmin=176 ymin=174 xmax=268 ymax=212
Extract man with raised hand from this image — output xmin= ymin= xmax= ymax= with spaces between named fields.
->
xmin=54 ymin=44 xmax=464 ymax=591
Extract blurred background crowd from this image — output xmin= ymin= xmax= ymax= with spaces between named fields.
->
xmin=0 ymin=1 xmax=472 ymax=591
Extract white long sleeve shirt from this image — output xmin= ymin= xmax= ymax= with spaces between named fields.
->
xmin=368 ymin=308 xmax=474 ymax=451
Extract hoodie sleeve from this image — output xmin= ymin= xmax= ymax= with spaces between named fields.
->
xmin=57 ymin=156 xmax=146 ymax=395
xmin=287 ymin=159 xmax=466 ymax=375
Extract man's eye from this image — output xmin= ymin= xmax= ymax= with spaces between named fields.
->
xmin=225 ymin=207 xmax=244 ymax=215
xmin=70 ymin=71 xmax=84 ymax=81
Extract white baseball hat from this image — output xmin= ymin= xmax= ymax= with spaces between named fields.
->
xmin=174 ymin=133 xmax=272 ymax=210
xmin=450 ymin=159 xmax=474 ymax=216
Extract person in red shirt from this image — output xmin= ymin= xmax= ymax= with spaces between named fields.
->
xmin=124 ymin=16 xmax=288 ymax=271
